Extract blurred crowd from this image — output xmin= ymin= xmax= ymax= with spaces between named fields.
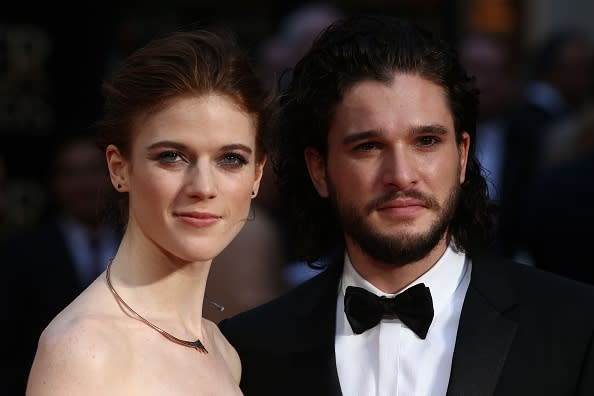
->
xmin=1 ymin=1 xmax=594 ymax=391
xmin=458 ymin=27 xmax=594 ymax=279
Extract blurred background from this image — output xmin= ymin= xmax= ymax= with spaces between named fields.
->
xmin=1 ymin=0 xmax=594 ymax=391
xmin=4 ymin=0 xmax=593 ymax=208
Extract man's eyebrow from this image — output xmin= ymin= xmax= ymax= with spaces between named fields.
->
xmin=409 ymin=124 xmax=450 ymax=136
xmin=341 ymin=124 xmax=450 ymax=145
xmin=342 ymin=130 xmax=381 ymax=145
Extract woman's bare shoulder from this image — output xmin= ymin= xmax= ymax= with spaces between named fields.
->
xmin=205 ymin=319 xmax=242 ymax=383
xmin=26 ymin=289 xmax=127 ymax=395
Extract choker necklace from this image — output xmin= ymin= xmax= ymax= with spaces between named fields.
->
xmin=105 ymin=259 xmax=207 ymax=353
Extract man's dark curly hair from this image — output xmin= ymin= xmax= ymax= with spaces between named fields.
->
xmin=271 ymin=15 xmax=497 ymax=264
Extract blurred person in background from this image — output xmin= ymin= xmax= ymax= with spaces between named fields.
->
xmin=505 ymin=106 xmax=594 ymax=284
xmin=1 ymin=130 xmax=121 ymax=393
xmin=501 ymin=30 xmax=594 ymax=279
xmin=497 ymin=29 xmax=594 ymax=262
xmin=459 ymin=31 xmax=520 ymax=203
xmin=256 ymin=2 xmax=345 ymax=92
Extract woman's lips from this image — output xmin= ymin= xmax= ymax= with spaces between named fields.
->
xmin=174 ymin=211 xmax=222 ymax=228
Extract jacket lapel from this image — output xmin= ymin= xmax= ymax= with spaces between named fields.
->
xmin=293 ymin=256 xmax=344 ymax=396
xmin=446 ymin=254 xmax=518 ymax=396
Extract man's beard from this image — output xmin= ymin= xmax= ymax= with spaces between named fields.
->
xmin=330 ymin=183 xmax=461 ymax=267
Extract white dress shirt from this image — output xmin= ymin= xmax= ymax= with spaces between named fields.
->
xmin=335 ymin=244 xmax=471 ymax=396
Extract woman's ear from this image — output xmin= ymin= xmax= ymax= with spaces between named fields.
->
xmin=304 ymin=147 xmax=329 ymax=198
xmin=106 ymin=144 xmax=129 ymax=192
xmin=250 ymin=156 xmax=267 ymax=198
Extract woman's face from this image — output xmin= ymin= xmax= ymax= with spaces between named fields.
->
xmin=111 ymin=94 xmax=264 ymax=263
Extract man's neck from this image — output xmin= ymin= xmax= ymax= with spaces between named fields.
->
xmin=345 ymin=237 xmax=449 ymax=294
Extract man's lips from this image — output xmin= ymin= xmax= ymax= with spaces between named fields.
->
xmin=375 ymin=199 xmax=426 ymax=216
xmin=376 ymin=199 xmax=426 ymax=210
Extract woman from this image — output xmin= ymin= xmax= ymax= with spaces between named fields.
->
xmin=26 ymin=28 xmax=269 ymax=395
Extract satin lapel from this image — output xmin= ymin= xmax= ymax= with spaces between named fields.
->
xmin=446 ymin=254 xmax=518 ymax=396
xmin=293 ymin=256 xmax=344 ymax=396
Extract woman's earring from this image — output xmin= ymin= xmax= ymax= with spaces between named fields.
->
xmin=246 ymin=191 xmax=256 ymax=221
xmin=247 ymin=203 xmax=256 ymax=221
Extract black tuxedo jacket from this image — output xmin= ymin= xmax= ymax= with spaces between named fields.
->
xmin=219 ymin=253 xmax=594 ymax=396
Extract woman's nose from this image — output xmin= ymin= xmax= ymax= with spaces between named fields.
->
xmin=185 ymin=161 xmax=217 ymax=199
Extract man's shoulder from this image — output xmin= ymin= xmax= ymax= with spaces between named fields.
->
xmin=472 ymin=252 xmax=594 ymax=313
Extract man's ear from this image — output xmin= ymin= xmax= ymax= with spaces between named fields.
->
xmin=106 ymin=144 xmax=129 ymax=192
xmin=459 ymin=132 xmax=470 ymax=184
xmin=304 ymin=147 xmax=329 ymax=198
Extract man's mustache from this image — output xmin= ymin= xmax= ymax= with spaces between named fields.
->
xmin=365 ymin=190 xmax=438 ymax=214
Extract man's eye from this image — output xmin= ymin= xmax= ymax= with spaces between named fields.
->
xmin=418 ymin=136 xmax=438 ymax=146
xmin=354 ymin=142 xmax=379 ymax=151
xmin=220 ymin=153 xmax=248 ymax=168
xmin=157 ymin=151 xmax=183 ymax=162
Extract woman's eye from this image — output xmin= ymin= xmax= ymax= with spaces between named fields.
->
xmin=220 ymin=153 xmax=248 ymax=168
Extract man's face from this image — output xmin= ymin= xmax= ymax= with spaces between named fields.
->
xmin=305 ymin=73 xmax=469 ymax=267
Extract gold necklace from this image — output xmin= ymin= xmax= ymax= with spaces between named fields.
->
xmin=105 ymin=259 xmax=207 ymax=353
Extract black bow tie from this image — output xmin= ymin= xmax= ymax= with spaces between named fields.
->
xmin=344 ymin=283 xmax=434 ymax=339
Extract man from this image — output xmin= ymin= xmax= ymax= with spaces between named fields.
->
xmin=219 ymin=15 xmax=594 ymax=396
